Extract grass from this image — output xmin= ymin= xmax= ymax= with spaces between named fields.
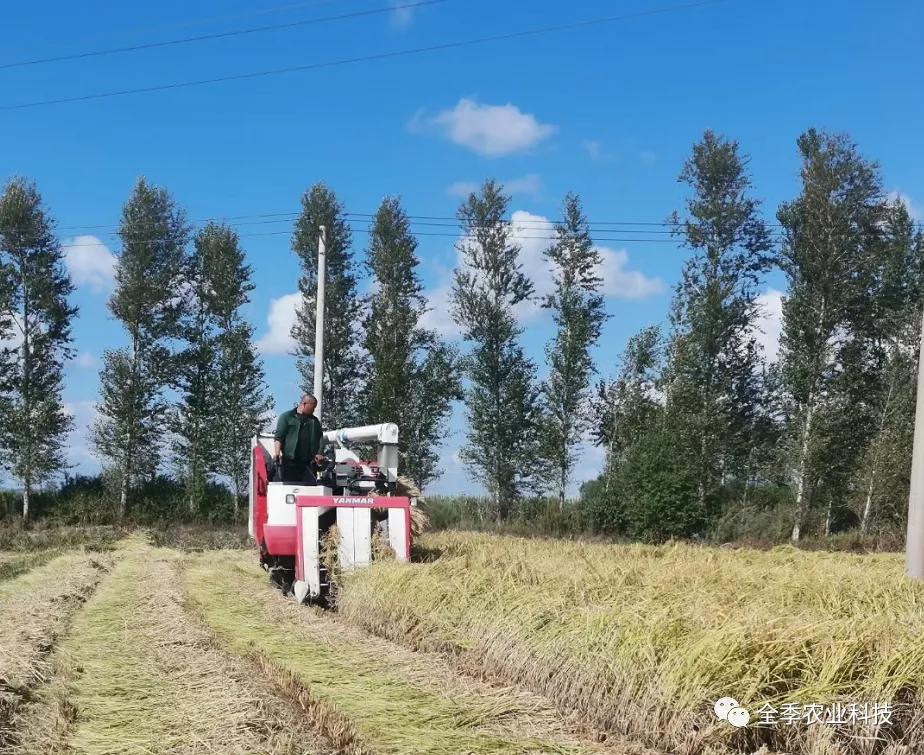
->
xmin=53 ymin=540 xmax=325 ymax=755
xmin=336 ymin=531 xmax=924 ymax=755
xmin=185 ymin=550 xmax=625 ymax=755
xmin=0 ymin=549 xmax=60 ymax=581
xmin=0 ymin=524 xmax=125 ymax=552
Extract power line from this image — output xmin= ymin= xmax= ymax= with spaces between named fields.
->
xmin=56 ymin=221 xmax=784 ymax=248
xmin=0 ymin=0 xmax=727 ymax=111
xmin=57 ymin=209 xmax=781 ymax=234
xmin=0 ymin=0 xmax=449 ymax=71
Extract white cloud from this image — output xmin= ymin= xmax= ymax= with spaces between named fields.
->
xmin=64 ymin=399 xmax=100 ymax=468
xmin=582 ymin=139 xmax=603 ymax=160
xmin=63 ymin=235 xmax=116 ymax=293
xmin=419 ymin=282 xmax=460 ymax=339
xmin=509 ymin=210 xmax=663 ymax=321
xmin=422 ymin=210 xmax=663 ymax=334
xmin=256 ymin=292 xmax=301 ymax=355
xmin=73 ymin=352 xmax=97 ymax=368
xmin=754 ymin=288 xmax=784 ymax=361
xmin=598 ymin=247 xmax=665 ymax=299
xmin=582 ymin=139 xmax=615 ymax=163
xmin=887 ymin=190 xmax=921 ymax=220
xmin=505 ymin=174 xmax=543 ymax=199
xmin=445 ymin=181 xmax=479 ymax=199
xmin=390 ymin=0 xmax=415 ymax=28
xmin=415 ymin=98 xmax=557 ymax=158
xmin=446 ymin=174 xmax=542 ymax=200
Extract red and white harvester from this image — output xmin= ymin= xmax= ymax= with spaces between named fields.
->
xmin=248 ymin=227 xmax=412 ymax=604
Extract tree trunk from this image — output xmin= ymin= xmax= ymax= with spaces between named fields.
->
xmin=861 ymin=371 xmax=895 ymax=534
xmin=792 ymin=298 xmax=828 ymax=544
xmin=791 ymin=395 xmax=816 ymax=543
xmin=232 ymin=479 xmax=241 ymax=520
xmin=558 ymin=436 xmax=567 ymax=511
xmin=22 ymin=483 xmax=30 ymax=524
xmin=824 ymin=499 xmax=832 ymax=537
xmin=119 ymin=471 xmax=129 ymax=520
xmin=860 ymin=471 xmax=877 ymax=535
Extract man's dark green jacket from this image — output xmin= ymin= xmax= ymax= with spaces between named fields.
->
xmin=274 ymin=408 xmax=323 ymax=463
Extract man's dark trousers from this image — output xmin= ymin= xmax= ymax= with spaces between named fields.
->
xmin=281 ymin=461 xmax=317 ymax=485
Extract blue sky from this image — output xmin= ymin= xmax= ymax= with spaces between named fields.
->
xmin=0 ymin=0 xmax=922 ymax=494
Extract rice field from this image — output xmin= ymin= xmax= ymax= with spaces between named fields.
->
xmin=0 ymin=530 xmax=920 ymax=754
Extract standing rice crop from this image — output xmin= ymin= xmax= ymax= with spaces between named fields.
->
xmin=337 ymin=532 xmax=924 ymax=754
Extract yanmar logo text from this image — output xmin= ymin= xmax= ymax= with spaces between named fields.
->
xmin=333 ymin=496 xmax=372 ymax=505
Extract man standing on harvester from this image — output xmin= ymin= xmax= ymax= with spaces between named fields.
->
xmin=273 ymin=393 xmax=325 ymax=483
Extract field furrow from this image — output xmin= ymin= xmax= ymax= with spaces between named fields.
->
xmin=0 ymin=549 xmax=112 ymax=749
xmin=185 ymin=551 xmax=639 ymax=755
xmin=54 ymin=543 xmax=329 ymax=755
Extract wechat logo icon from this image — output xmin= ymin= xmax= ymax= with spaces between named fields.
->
xmin=714 ymin=697 xmax=750 ymax=728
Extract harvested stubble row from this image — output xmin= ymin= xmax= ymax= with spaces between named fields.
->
xmin=185 ymin=551 xmax=638 ymax=755
xmin=337 ymin=532 xmax=924 ymax=755
xmin=40 ymin=541 xmax=328 ymax=755
xmin=0 ymin=550 xmax=112 ymax=749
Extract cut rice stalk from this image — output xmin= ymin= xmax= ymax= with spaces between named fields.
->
xmin=185 ymin=550 xmax=631 ymax=755
xmin=0 ymin=550 xmax=112 ymax=748
xmin=62 ymin=543 xmax=330 ymax=755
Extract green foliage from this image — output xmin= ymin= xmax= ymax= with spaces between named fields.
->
xmin=451 ymin=180 xmax=542 ymax=520
xmin=173 ymin=223 xmax=271 ymax=515
xmin=362 ymin=197 xmax=460 ymax=487
xmin=92 ymin=178 xmax=190 ymax=518
xmin=663 ymin=130 xmax=773 ymax=513
xmin=0 ymin=178 xmax=77 ymax=521
xmin=777 ymin=129 xmax=889 ymax=541
xmin=593 ymin=326 xmax=663 ymax=489
xmin=601 ymin=428 xmax=703 ymax=541
xmin=291 ymin=183 xmax=362 ymax=429
xmin=541 ymin=193 xmax=608 ymax=506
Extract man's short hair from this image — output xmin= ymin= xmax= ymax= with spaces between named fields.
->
xmin=301 ymin=393 xmax=317 ymax=404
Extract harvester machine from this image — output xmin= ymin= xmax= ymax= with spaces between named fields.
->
xmin=248 ymin=227 xmax=413 ymax=604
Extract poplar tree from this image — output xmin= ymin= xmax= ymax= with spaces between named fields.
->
xmin=291 ymin=183 xmax=362 ymax=430
xmin=451 ymin=180 xmax=541 ymax=520
xmin=593 ymin=326 xmax=663 ymax=490
xmin=362 ymin=197 xmax=460 ymax=488
xmin=853 ymin=202 xmax=924 ymax=533
xmin=663 ymin=131 xmax=773 ymax=514
xmin=201 ymin=224 xmax=272 ymax=516
xmin=0 ymin=178 xmax=76 ymax=522
xmin=92 ymin=179 xmax=189 ymax=518
xmin=777 ymin=129 xmax=884 ymax=541
xmin=173 ymin=230 xmax=216 ymax=515
xmin=542 ymin=193 xmax=607 ymax=508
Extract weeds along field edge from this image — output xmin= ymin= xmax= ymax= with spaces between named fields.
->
xmin=337 ymin=531 xmax=924 ymax=755
xmin=183 ymin=550 xmax=628 ymax=755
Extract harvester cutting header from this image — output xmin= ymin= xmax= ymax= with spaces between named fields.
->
xmin=249 ymin=226 xmax=413 ymax=604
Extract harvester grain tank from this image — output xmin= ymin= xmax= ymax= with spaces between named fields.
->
xmin=248 ymin=226 xmax=412 ymax=603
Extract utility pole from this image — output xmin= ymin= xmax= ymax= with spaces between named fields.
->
xmin=905 ymin=305 xmax=924 ymax=579
xmin=313 ymin=226 xmax=327 ymax=423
